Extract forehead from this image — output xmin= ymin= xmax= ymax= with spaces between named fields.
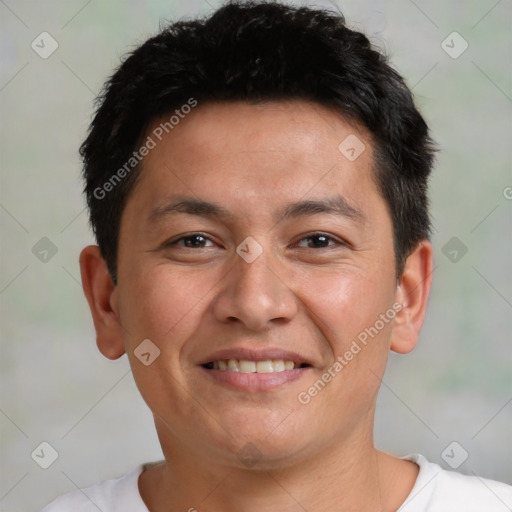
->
xmin=127 ymin=100 xmax=383 ymax=224
xmin=146 ymin=100 xmax=372 ymax=167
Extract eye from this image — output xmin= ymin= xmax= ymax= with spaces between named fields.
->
xmin=169 ymin=233 xmax=214 ymax=249
xmin=295 ymin=232 xmax=344 ymax=249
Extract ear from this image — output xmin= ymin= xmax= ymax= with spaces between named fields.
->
xmin=390 ymin=240 xmax=433 ymax=354
xmin=79 ymin=245 xmax=125 ymax=360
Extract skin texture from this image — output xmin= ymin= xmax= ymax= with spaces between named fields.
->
xmin=80 ymin=100 xmax=433 ymax=511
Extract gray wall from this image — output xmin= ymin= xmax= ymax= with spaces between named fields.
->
xmin=0 ymin=1 xmax=510 ymax=510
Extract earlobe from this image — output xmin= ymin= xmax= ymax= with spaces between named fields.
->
xmin=390 ymin=240 xmax=433 ymax=354
xmin=79 ymin=245 xmax=126 ymax=360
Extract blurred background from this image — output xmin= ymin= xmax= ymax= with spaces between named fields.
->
xmin=1 ymin=0 xmax=511 ymax=510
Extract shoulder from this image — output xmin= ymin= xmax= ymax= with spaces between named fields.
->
xmin=399 ymin=454 xmax=512 ymax=512
xmin=39 ymin=464 xmax=149 ymax=512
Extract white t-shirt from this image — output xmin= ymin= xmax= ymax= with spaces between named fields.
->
xmin=40 ymin=454 xmax=512 ymax=511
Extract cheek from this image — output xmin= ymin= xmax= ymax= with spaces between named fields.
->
xmin=296 ymin=266 xmax=395 ymax=351
xmin=117 ymin=263 xmax=218 ymax=348
xmin=294 ymin=269 xmax=396 ymax=433
xmin=116 ymin=265 xmax=217 ymax=415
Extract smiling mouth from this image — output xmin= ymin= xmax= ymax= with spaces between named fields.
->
xmin=202 ymin=359 xmax=311 ymax=373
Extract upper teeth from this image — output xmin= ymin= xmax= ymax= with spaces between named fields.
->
xmin=212 ymin=359 xmax=297 ymax=373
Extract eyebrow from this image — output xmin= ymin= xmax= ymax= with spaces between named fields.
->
xmin=148 ymin=195 xmax=366 ymax=225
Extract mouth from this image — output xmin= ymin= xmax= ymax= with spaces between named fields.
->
xmin=197 ymin=349 xmax=314 ymax=391
xmin=202 ymin=359 xmax=311 ymax=373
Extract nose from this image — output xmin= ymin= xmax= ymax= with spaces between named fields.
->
xmin=211 ymin=245 xmax=298 ymax=331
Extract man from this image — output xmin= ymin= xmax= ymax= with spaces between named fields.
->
xmin=42 ymin=1 xmax=512 ymax=510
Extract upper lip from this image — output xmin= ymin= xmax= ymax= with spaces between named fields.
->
xmin=198 ymin=347 xmax=314 ymax=367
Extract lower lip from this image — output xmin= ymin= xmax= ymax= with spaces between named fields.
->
xmin=199 ymin=366 xmax=310 ymax=392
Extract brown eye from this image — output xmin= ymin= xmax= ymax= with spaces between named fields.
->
xmin=296 ymin=233 xmax=339 ymax=249
xmin=172 ymin=234 xmax=214 ymax=248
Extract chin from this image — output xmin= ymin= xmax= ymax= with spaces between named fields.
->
xmin=203 ymin=410 xmax=313 ymax=469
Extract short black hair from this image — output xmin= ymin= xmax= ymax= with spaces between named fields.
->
xmin=80 ymin=0 xmax=436 ymax=283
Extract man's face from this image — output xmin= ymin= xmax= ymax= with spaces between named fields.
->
xmin=113 ymin=100 xmax=400 ymax=467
